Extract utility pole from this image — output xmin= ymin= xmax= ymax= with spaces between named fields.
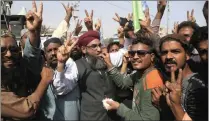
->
xmin=72 ymin=1 xmax=80 ymax=21
xmin=167 ymin=1 xmax=170 ymax=34
xmin=69 ymin=1 xmax=80 ymax=36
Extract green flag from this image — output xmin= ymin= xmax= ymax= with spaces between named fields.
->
xmin=132 ymin=1 xmax=145 ymax=32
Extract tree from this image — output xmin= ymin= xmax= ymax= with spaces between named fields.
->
xmin=41 ymin=25 xmax=51 ymax=36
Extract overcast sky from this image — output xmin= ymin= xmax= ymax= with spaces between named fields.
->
xmin=11 ymin=1 xmax=206 ymax=38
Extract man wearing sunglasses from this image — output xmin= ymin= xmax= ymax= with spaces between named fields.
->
xmin=1 ymin=1 xmax=50 ymax=120
xmin=101 ymin=36 xmax=164 ymax=120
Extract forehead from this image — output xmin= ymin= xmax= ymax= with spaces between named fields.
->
xmin=1 ymin=37 xmax=17 ymax=47
xmin=46 ymin=43 xmax=61 ymax=50
xmin=110 ymin=44 xmax=119 ymax=48
xmin=198 ymin=40 xmax=208 ymax=49
xmin=179 ymin=27 xmax=193 ymax=34
xmin=161 ymin=40 xmax=184 ymax=50
xmin=131 ymin=43 xmax=150 ymax=50
xmin=87 ymin=39 xmax=100 ymax=46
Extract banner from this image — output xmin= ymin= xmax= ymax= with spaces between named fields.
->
xmin=132 ymin=1 xmax=145 ymax=32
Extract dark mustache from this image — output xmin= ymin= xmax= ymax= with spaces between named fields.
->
xmin=50 ymin=56 xmax=57 ymax=61
xmin=2 ymin=56 xmax=15 ymax=62
xmin=164 ymin=58 xmax=177 ymax=65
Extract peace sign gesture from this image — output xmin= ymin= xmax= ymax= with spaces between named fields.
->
xmin=165 ymin=67 xmax=183 ymax=107
xmin=187 ymin=9 xmax=196 ymax=22
xmin=57 ymin=33 xmax=78 ymax=63
xmin=62 ymin=2 xmax=73 ymax=18
xmin=127 ymin=13 xmax=133 ymax=21
xmin=74 ymin=19 xmax=83 ymax=36
xmin=157 ymin=0 xmax=167 ymax=12
xmin=26 ymin=1 xmax=43 ymax=31
xmin=84 ymin=10 xmax=93 ymax=31
xmin=113 ymin=13 xmax=121 ymax=23
xmin=139 ymin=8 xmax=151 ymax=28
xmin=172 ymin=22 xmax=179 ymax=34
xmin=95 ymin=18 xmax=102 ymax=31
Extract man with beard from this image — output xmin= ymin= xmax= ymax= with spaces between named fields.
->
xmin=39 ymin=37 xmax=80 ymax=120
xmin=152 ymin=34 xmax=208 ymax=120
xmin=101 ymin=36 xmax=164 ymax=120
xmin=52 ymin=30 xmax=120 ymax=120
xmin=1 ymin=1 xmax=53 ymax=120
xmin=68 ymin=36 xmax=83 ymax=61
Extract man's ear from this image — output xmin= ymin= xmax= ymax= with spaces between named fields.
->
xmin=186 ymin=53 xmax=190 ymax=61
xmin=151 ymin=53 xmax=155 ymax=63
xmin=81 ymin=46 xmax=86 ymax=54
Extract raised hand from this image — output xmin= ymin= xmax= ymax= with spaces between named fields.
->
xmin=172 ymin=22 xmax=179 ymax=34
xmin=62 ymin=3 xmax=73 ymax=18
xmin=157 ymin=0 xmax=167 ymax=12
xmin=41 ymin=66 xmax=54 ymax=84
xmin=95 ymin=18 xmax=101 ymax=31
xmin=117 ymin=26 xmax=125 ymax=38
xmin=139 ymin=8 xmax=151 ymax=28
xmin=187 ymin=9 xmax=196 ymax=22
xmin=127 ymin=13 xmax=133 ymax=21
xmin=74 ymin=19 xmax=83 ymax=36
xmin=165 ymin=68 xmax=183 ymax=107
xmin=123 ymin=52 xmax=130 ymax=64
xmin=113 ymin=13 xmax=120 ymax=23
xmin=100 ymin=52 xmax=113 ymax=69
xmin=25 ymin=1 xmax=43 ymax=31
xmin=57 ymin=33 xmax=78 ymax=63
xmin=84 ymin=10 xmax=93 ymax=31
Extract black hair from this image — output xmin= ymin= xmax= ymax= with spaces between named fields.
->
xmin=43 ymin=37 xmax=62 ymax=49
xmin=132 ymin=31 xmax=162 ymax=68
xmin=177 ymin=21 xmax=199 ymax=33
xmin=190 ymin=26 xmax=208 ymax=49
xmin=159 ymin=34 xmax=192 ymax=55
xmin=134 ymin=28 xmax=160 ymax=52
xmin=107 ymin=41 xmax=120 ymax=52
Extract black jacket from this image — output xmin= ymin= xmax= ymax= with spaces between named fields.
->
xmin=183 ymin=73 xmax=208 ymax=120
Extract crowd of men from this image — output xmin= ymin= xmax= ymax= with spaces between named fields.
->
xmin=1 ymin=0 xmax=208 ymax=121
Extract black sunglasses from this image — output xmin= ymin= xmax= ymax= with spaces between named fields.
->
xmin=128 ymin=50 xmax=152 ymax=58
xmin=1 ymin=46 xmax=20 ymax=55
xmin=199 ymin=49 xmax=208 ymax=55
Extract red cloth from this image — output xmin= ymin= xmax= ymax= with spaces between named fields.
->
xmin=78 ymin=30 xmax=100 ymax=47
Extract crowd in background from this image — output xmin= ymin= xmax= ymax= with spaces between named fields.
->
xmin=1 ymin=0 xmax=208 ymax=121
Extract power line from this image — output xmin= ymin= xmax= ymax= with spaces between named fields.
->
xmin=126 ymin=1 xmax=131 ymax=4
xmin=104 ymin=1 xmax=131 ymax=12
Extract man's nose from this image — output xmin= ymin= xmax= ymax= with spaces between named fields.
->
xmin=166 ymin=52 xmax=174 ymax=59
xmin=133 ymin=53 xmax=139 ymax=59
xmin=96 ymin=46 xmax=102 ymax=53
xmin=51 ymin=50 xmax=57 ymax=55
xmin=5 ymin=50 xmax=12 ymax=57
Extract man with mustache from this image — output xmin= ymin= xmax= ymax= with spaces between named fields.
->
xmin=68 ymin=36 xmax=83 ymax=61
xmin=1 ymin=1 xmax=54 ymax=120
xmin=39 ymin=36 xmax=80 ymax=120
xmin=52 ymin=30 xmax=121 ymax=120
xmin=152 ymin=34 xmax=208 ymax=120
xmin=100 ymin=36 xmax=164 ymax=120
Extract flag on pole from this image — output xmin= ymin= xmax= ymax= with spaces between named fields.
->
xmin=132 ymin=1 xmax=145 ymax=32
